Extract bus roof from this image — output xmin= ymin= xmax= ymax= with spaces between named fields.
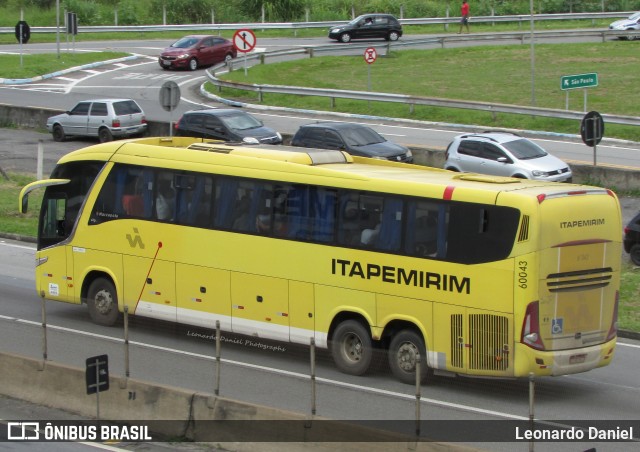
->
xmin=55 ymin=137 xmax=610 ymax=204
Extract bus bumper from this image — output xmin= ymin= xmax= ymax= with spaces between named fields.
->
xmin=514 ymin=338 xmax=616 ymax=377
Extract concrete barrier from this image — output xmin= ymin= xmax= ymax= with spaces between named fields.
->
xmin=0 ymin=352 xmax=478 ymax=450
xmin=2 ymin=103 xmax=638 ymax=191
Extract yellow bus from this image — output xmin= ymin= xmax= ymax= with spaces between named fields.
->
xmin=19 ymin=136 xmax=621 ymax=384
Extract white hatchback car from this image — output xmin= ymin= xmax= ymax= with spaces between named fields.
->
xmin=444 ymin=132 xmax=572 ymax=182
xmin=46 ymin=99 xmax=147 ymax=143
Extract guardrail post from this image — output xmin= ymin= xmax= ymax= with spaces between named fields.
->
xmin=258 ymin=87 xmax=263 ymax=103
xmin=528 ymin=372 xmax=535 ymax=452
xmin=310 ymin=337 xmax=316 ymax=416
xmin=330 ymin=97 xmax=335 ymax=109
xmin=40 ymin=291 xmax=47 ymax=369
xmin=308 ymin=48 xmax=314 ymax=59
xmin=409 ymin=104 xmax=414 ymax=115
xmin=124 ymin=305 xmax=130 ymax=378
xmin=215 ymin=320 xmax=221 ymax=395
xmin=415 ymin=353 xmax=421 ymax=437
xmin=260 ymin=54 xmax=265 ymax=65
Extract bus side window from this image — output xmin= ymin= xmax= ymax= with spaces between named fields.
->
xmin=405 ymin=201 xmax=442 ymax=258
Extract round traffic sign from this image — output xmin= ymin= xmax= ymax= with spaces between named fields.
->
xmin=580 ymin=111 xmax=605 ymax=147
xmin=233 ymin=29 xmax=257 ymax=53
xmin=159 ymin=81 xmax=180 ymax=112
xmin=15 ymin=21 xmax=30 ymax=44
xmin=364 ymin=47 xmax=377 ymax=64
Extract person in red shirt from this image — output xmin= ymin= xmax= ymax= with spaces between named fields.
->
xmin=458 ymin=0 xmax=470 ymax=33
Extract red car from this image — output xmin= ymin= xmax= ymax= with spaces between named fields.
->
xmin=158 ymin=35 xmax=237 ymax=71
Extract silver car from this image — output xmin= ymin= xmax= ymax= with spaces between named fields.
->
xmin=444 ymin=132 xmax=572 ymax=182
xmin=46 ymin=99 xmax=147 ymax=143
xmin=609 ymin=12 xmax=640 ymax=40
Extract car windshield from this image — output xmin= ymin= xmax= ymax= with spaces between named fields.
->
xmin=171 ymin=37 xmax=200 ymax=49
xmin=630 ymin=12 xmax=640 ymax=20
xmin=341 ymin=126 xmax=386 ymax=146
xmin=502 ymin=138 xmax=548 ymax=160
xmin=220 ymin=113 xmax=262 ymax=130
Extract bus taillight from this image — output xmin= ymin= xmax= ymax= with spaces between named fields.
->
xmin=606 ymin=291 xmax=619 ymax=342
xmin=521 ymin=301 xmax=545 ymax=350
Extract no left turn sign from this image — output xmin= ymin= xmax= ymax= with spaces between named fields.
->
xmin=233 ymin=29 xmax=256 ymax=53
xmin=364 ymin=47 xmax=377 ymax=64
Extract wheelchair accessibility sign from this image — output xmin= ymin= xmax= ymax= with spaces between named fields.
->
xmin=552 ymin=318 xmax=564 ymax=335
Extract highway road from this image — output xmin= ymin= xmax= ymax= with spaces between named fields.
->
xmin=1 ymin=238 xmax=639 ymax=451
xmin=1 ymin=36 xmax=639 ymax=169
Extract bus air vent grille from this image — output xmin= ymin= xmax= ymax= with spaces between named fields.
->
xmin=451 ymin=314 xmax=463 ymax=368
xmin=468 ymin=314 xmax=509 ymax=371
xmin=518 ymin=215 xmax=530 ymax=242
xmin=546 ymin=267 xmax=612 ymax=292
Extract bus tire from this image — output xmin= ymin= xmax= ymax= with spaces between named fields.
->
xmin=388 ymin=330 xmax=429 ymax=384
xmin=330 ymin=320 xmax=373 ymax=376
xmin=87 ymin=277 xmax=119 ymax=326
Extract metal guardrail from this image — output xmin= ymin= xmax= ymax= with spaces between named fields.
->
xmin=206 ymin=30 xmax=640 ymax=128
xmin=0 ymin=11 xmax=635 ymax=35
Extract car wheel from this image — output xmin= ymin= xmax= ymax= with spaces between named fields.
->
xmin=388 ymin=31 xmax=400 ymax=41
xmin=513 ymin=174 xmax=528 ymax=179
xmin=86 ymin=277 xmax=119 ymax=326
xmin=224 ymin=53 xmax=233 ymax=64
xmin=388 ymin=329 xmax=430 ymax=384
xmin=98 ymin=127 xmax=113 ymax=143
xmin=630 ymin=244 xmax=640 ymax=266
xmin=52 ymin=124 xmax=66 ymax=142
xmin=330 ymin=320 xmax=373 ymax=376
xmin=188 ymin=58 xmax=198 ymax=71
xmin=339 ymin=33 xmax=352 ymax=43
xmin=445 ymin=167 xmax=460 ymax=172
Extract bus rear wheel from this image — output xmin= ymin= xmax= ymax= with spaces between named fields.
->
xmin=388 ymin=330 xmax=429 ymax=384
xmin=87 ymin=277 xmax=119 ymax=326
xmin=330 ymin=320 xmax=373 ymax=376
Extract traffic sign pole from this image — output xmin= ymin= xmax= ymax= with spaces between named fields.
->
xmin=363 ymin=47 xmax=377 ymax=105
xmin=561 ymin=73 xmax=597 ymax=112
xmin=233 ymin=29 xmax=256 ymax=77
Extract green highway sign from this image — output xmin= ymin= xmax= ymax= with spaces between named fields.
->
xmin=561 ymin=73 xmax=598 ymax=91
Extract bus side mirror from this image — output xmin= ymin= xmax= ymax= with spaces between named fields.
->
xmin=21 ymin=196 xmax=28 ymax=214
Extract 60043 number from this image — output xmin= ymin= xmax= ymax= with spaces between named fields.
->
xmin=518 ymin=261 xmax=528 ymax=289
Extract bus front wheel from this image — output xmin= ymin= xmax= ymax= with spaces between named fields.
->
xmin=87 ymin=277 xmax=119 ymax=326
xmin=330 ymin=320 xmax=373 ymax=376
xmin=388 ymin=330 xmax=429 ymax=384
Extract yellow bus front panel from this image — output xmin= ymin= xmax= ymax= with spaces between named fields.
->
xmin=36 ymin=246 xmax=72 ymax=303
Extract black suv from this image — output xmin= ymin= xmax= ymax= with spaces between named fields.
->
xmin=174 ymin=109 xmax=282 ymax=145
xmin=328 ymin=14 xmax=403 ymax=43
xmin=290 ymin=122 xmax=413 ymax=163
xmin=623 ymin=211 xmax=640 ymax=265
